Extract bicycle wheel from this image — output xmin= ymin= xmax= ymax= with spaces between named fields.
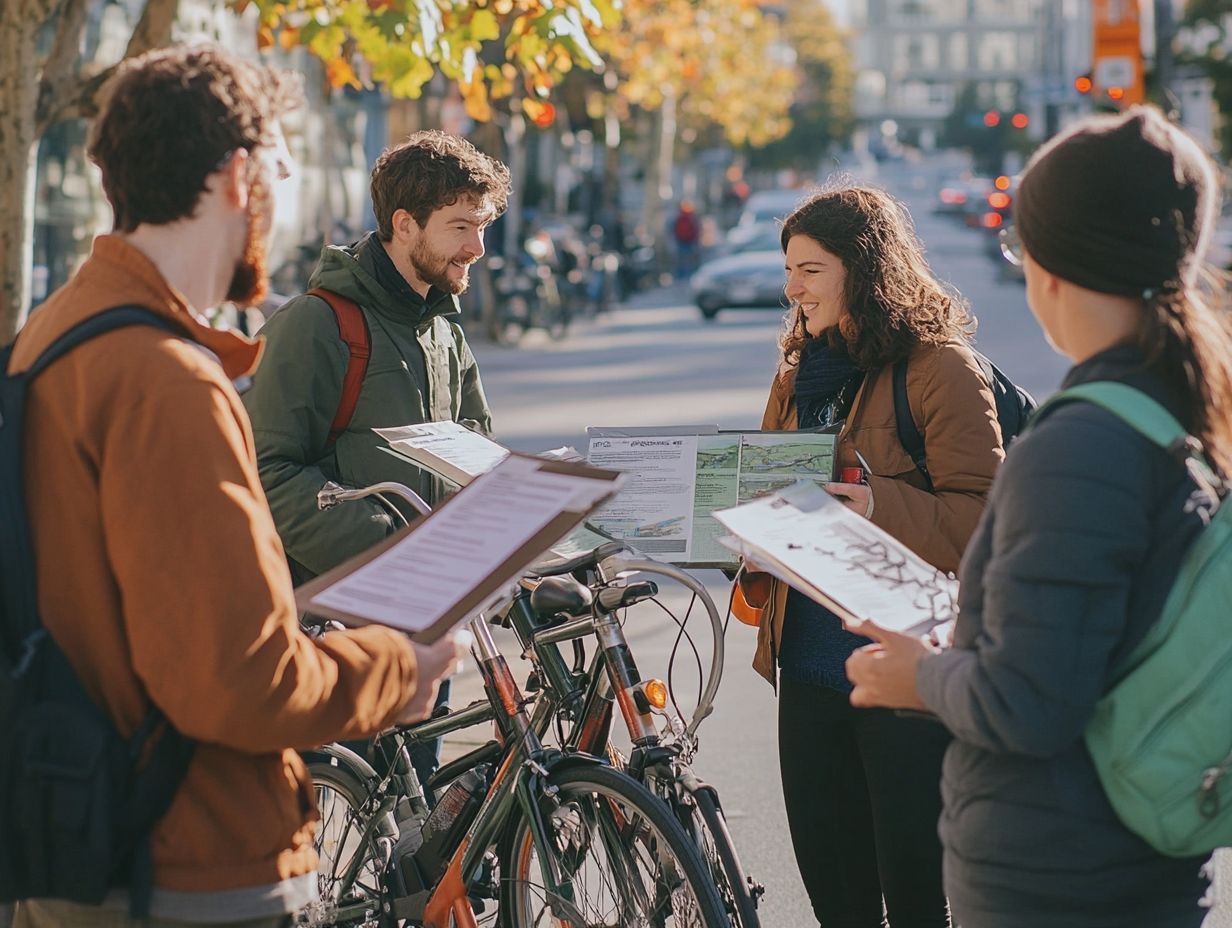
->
xmin=303 ymin=759 xmax=388 ymax=927
xmin=498 ymin=763 xmax=730 ymax=928
xmin=682 ymin=786 xmax=761 ymax=928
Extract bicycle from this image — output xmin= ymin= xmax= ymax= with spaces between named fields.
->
xmin=300 ymin=483 xmax=733 ymax=928
xmin=487 ymin=541 xmax=763 ymax=928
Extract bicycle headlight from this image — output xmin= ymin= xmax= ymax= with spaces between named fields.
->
xmin=642 ymin=679 xmax=669 ymax=711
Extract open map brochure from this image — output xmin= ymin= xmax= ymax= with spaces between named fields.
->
xmin=713 ymin=480 xmax=958 ymax=634
xmin=585 ymin=426 xmax=838 ymax=568
xmin=373 ymin=420 xmax=603 ymax=558
xmin=296 ymin=454 xmax=623 ymax=641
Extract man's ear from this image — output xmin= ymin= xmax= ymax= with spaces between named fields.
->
xmin=222 ymin=149 xmax=252 ymax=210
xmin=390 ymin=208 xmax=418 ymax=242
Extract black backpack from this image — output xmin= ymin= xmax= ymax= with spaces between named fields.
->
xmin=892 ymin=351 xmax=1036 ymax=491
xmin=0 ymin=307 xmax=195 ymax=915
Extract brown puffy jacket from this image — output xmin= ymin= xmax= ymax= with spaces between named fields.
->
xmin=744 ymin=339 xmax=1004 ymax=687
xmin=8 ymin=235 xmax=420 ymax=893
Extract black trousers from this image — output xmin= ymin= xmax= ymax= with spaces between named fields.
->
xmin=779 ymin=676 xmax=952 ymax=928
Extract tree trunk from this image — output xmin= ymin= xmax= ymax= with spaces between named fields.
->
xmin=0 ymin=8 xmax=44 ymax=343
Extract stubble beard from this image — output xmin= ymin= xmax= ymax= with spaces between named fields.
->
xmin=409 ymin=237 xmax=470 ymax=296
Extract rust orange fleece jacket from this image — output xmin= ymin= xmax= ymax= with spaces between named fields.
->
xmin=8 ymin=234 xmax=419 ymax=892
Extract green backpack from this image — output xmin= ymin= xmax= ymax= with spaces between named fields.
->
xmin=1032 ymin=381 xmax=1231 ymax=857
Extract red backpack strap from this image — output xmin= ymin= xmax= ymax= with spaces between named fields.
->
xmin=307 ymin=288 xmax=370 ymax=449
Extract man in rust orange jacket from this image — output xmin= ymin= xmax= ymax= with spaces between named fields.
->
xmin=7 ymin=46 xmax=458 ymax=927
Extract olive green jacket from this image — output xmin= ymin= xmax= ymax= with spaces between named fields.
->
xmin=242 ymin=236 xmax=492 ymax=578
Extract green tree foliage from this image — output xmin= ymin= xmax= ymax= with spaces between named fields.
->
xmin=598 ymin=0 xmax=799 ymax=148
xmin=743 ymin=0 xmax=853 ymax=170
xmin=244 ymin=0 xmax=618 ymax=123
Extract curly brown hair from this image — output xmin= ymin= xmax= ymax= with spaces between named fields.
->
xmin=778 ymin=185 xmax=974 ymax=369
xmin=371 ymin=131 xmax=512 ymax=239
xmin=88 ymin=45 xmax=301 ymax=233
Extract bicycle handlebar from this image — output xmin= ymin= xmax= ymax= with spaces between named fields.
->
xmin=594 ymin=554 xmax=725 ymax=739
xmin=326 ymin=478 xmax=726 ymax=739
xmin=317 ymin=480 xmax=432 ymax=518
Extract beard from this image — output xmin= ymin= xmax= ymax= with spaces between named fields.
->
xmin=408 ymin=236 xmax=472 ymax=296
xmin=225 ymin=174 xmax=272 ymax=307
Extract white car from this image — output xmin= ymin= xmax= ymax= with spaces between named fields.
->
xmin=690 ymin=249 xmax=786 ymax=320
xmin=737 ymin=189 xmax=807 ymax=228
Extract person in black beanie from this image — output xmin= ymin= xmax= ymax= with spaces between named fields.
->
xmin=847 ymin=106 xmax=1232 ymax=927
xmin=739 ymin=184 xmax=1005 ymax=928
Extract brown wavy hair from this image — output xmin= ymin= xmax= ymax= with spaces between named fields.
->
xmin=89 ymin=45 xmax=301 ymax=233
xmin=778 ymin=185 xmax=974 ymax=369
xmin=371 ymin=130 xmax=512 ymax=239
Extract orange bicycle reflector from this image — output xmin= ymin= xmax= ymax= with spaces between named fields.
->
xmin=642 ymin=680 xmax=669 ymax=710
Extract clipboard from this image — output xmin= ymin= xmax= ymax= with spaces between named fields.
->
xmin=713 ymin=480 xmax=958 ymax=635
xmin=295 ymin=453 xmax=624 ymax=642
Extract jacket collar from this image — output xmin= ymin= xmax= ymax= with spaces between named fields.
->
xmin=353 ymin=233 xmax=461 ymax=328
xmin=85 ymin=235 xmax=264 ymax=380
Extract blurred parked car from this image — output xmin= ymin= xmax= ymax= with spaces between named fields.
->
xmin=934 ymin=177 xmax=976 ymax=217
xmin=737 ymin=189 xmax=807 ymax=228
xmin=708 ymin=221 xmax=783 ymax=260
xmin=690 ymin=249 xmax=785 ymax=320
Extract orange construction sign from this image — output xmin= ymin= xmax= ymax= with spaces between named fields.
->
xmin=1092 ymin=0 xmax=1145 ymax=105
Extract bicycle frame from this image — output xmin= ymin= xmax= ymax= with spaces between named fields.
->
xmin=313 ymin=482 xmax=738 ymax=926
xmin=310 ymin=608 xmax=608 ymax=926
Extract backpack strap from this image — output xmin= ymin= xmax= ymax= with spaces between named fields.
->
xmin=1033 ymin=382 xmax=1185 ymax=450
xmin=25 ymin=306 xmax=180 ymax=379
xmin=1032 ymin=381 xmax=1219 ymax=486
xmin=892 ymin=358 xmax=932 ymax=489
xmin=308 ymin=288 xmax=370 ymax=450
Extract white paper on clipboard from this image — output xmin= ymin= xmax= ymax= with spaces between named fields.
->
xmin=713 ymin=480 xmax=957 ymax=635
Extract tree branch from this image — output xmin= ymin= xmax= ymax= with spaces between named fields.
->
xmin=35 ymin=0 xmax=90 ymax=130
xmin=123 ymin=0 xmax=180 ymax=59
xmin=36 ymin=0 xmax=182 ymax=134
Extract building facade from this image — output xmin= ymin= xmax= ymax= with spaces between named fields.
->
xmin=847 ymin=0 xmax=1092 ymax=149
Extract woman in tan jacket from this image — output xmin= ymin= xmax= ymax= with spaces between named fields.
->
xmin=741 ymin=185 xmax=1003 ymax=927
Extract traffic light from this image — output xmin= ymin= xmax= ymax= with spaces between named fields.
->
xmin=1011 ymin=112 xmax=1029 ymax=130
xmin=1075 ymin=73 xmax=1093 ymax=94
xmin=983 ymin=110 xmax=1001 ymax=128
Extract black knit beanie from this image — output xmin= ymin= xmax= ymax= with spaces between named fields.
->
xmin=1013 ymin=106 xmax=1218 ymax=298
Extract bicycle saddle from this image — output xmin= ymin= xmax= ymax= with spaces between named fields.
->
xmin=529 ymin=575 xmax=593 ymax=619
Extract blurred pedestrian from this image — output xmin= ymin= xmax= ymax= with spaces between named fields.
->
xmin=6 ymin=45 xmax=457 ymax=927
xmin=739 ymin=184 xmax=1004 ymax=928
xmin=672 ymin=199 xmax=701 ymax=280
xmin=847 ymin=106 xmax=1232 ymax=927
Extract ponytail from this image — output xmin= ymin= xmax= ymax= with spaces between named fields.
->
xmin=1138 ymin=273 xmax=1232 ymax=477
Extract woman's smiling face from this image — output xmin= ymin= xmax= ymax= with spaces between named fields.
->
xmin=785 ymin=234 xmax=848 ymax=338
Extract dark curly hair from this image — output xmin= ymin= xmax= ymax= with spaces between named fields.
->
xmin=779 ymin=184 xmax=974 ymax=369
xmin=371 ymin=130 xmax=512 ymax=239
xmin=88 ymin=45 xmax=301 ymax=233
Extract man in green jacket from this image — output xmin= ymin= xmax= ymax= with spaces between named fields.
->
xmin=243 ymin=130 xmax=510 ymax=785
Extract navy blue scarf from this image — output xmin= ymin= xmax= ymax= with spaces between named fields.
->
xmin=794 ymin=338 xmax=863 ymax=429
